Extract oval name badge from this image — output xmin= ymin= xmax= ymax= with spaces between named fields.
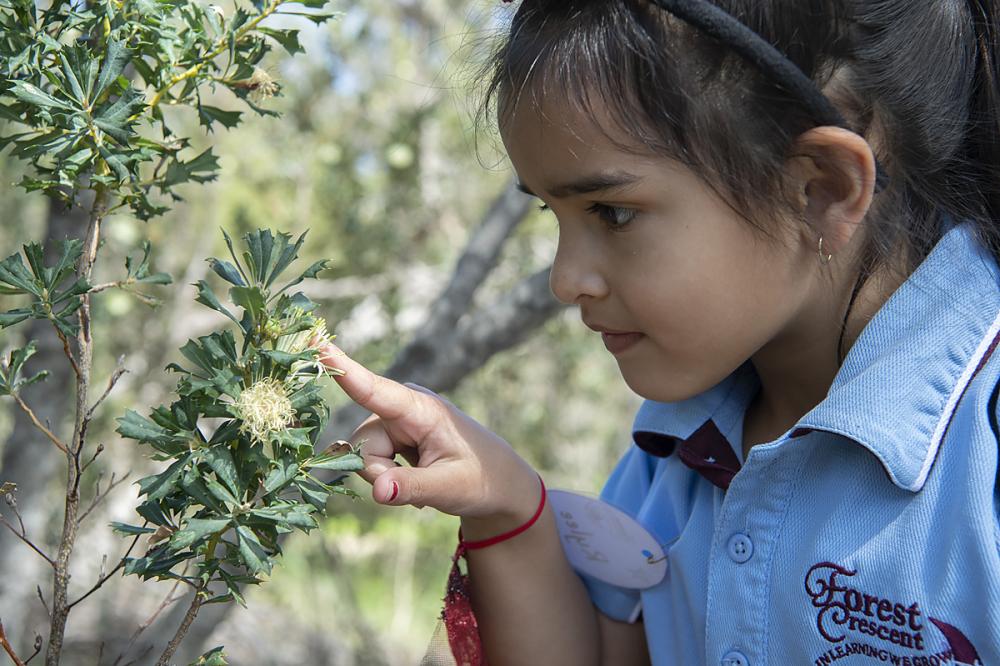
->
xmin=548 ymin=489 xmax=667 ymax=589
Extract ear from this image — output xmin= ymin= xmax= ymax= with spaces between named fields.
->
xmin=786 ymin=126 xmax=877 ymax=254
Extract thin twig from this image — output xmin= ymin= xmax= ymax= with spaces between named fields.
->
xmin=36 ymin=587 xmax=49 ymax=621
xmin=112 ymin=575 xmax=188 ymax=666
xmin=76 ymin=471 xmax=130 ymax=525
xmin=87 ymin=281 xmax=126 ymax=294
xmin=51 ymin=327 xmax=81 ymax=381
xmin=22 ymin=635 xmax=41 ymax=665
xmin=86 ymin=355 xmax=127 ymax=420
xmin=66 ymin=533 xmax=142 ymax=610
xmin=2 ymin=489 xmax=25 ymax=536
xmin=0 ymin=516 xmax=54 ymax=567
xmin=0 ymin=620 xmax=26 ymax=666
xmin=10 ymin=394 xmax=69 ymax=455
xmin=153 ymin=583 xmax=207 ymax=666
xmin=80 ymin=443 xmax=104 ymax=475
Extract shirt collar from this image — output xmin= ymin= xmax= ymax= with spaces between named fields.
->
xmin=631 ymin=222 xmax=1000 ymax=493
xmin=799 ymin=222 xmax=1000 ymax=492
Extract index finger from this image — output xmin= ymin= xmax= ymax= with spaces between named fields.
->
xmin=318 ymin=343 xmax=419 ymax=421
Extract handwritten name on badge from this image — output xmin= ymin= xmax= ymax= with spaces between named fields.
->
xmin=548 ymin=490 xmax=667 ymax=589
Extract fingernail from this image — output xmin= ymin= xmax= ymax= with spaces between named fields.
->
xmin=367 ymin=461 xmax=390 ymax=476
xmin=387 ymin=481 xmax=399 ymax=503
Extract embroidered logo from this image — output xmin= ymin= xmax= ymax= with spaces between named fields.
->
xmin=804 ymin=562 xmax=983 ymax=665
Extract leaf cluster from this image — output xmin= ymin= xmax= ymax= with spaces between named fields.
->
xmin=113 ymin=229 xmax=361 ymax=604
xmin=0 ymin=238 xmax=89 ymax=336
xmin=0 ymin=0 xmax=340 ymax=218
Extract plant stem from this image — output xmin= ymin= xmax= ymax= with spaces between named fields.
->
xmin=154 ymin=584 xmax=206 ymax=666
xmin=44 ymin=184 xmax=109 ymax=666
xmin=0 ymin=620 xmax=27 ymax=666
xmin=10 ymin=394 xmax=70 ymax=455
xmin=144 ymin=0 xmax=285 ymax=112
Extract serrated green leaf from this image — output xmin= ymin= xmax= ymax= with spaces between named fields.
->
xmin=120 ymin=236 xmax=166 ymax=282
xmin=204 ymin=477 xmax=238 ymax=507
xmin=48 ymin=238 xmax=84 ymax=288
xmin=169 ymin=517 xmax=231 ymax=550
xmin=198 ymin=105 xmax=242 ymax=131
xmin=236 ymin=525 xmax=271 ymax=575
xmin=305 ymin=453 xmax=363 ymax=472
xmin=181 ymin=469 xmax=228 ymax=514
xmin=207 ymin=258 xmax=245 ymax=286
xmin=163 ymin=148 xmax=219 ymax=187
xmin=0 ymin=309 xmax=32 ymax=328
xmin=8 ymin=80 xmax=74 ymax=111
xmin=110 ymin=522 xmax=156 ymax=536
xmin=191 ymin=646 xmax=228 ymax=666
xmin=209 ymin=419 xmax=241 ymax=445
xmin=0 ymin=250 xmax=39 ymax=295
xmin=137 ymin=457 xmax=188 ymax=501
xmin=60 ymin=52 xmax=85 ymax=103
xmin=265 ymin=231 xmax=306 ymax=288
xmin=259 ymin=348 xmax=311 ymax=368
xmin=193 ymin=280 xmax=240 ymax=324
xmin=295 ymin=478 xmax=330 ymax=511
xmin=116 ymin=409 xmax=189 ymax=451
xmin=124 ymin=547 xmax=188 ymax=579
xmin=135 ymin=500 xmax=170 ymax=527
xmin=229 ymin=285 xmax=265 ymax=321
xmin=250 ymin=504 xmax=317 ymax=530
xmin=272 ymin=259 xmax=329 ymax=298
xmin=275 ymin=10 xmax=339 ymax=25
xmin=95 ymin=38 xmax=129 ymax=98
xmin=263 ymin=456 xmax=298 ymax=494
xmin=202 ymin=446 xmax=241 ymax=500
xmin=256 ymin=27 xmax=302 ymax=56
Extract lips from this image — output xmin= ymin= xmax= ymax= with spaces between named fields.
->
xmin=584 ymin=321 xmax=644 ymax=354
xmin=600 ymin=331 xmax=643 ymax=354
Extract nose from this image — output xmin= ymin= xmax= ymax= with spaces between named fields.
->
xmin=548 ymin=229 xmax=610 ymax=305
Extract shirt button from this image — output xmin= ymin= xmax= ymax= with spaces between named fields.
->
xmin=726 ymin=533 xmax=754 ymax=564
xmin=722 ymin=650 xmax=750 ymax=666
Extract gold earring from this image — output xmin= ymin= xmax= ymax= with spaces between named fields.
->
xmin=818 ymin=237 xmax=833 ymax=264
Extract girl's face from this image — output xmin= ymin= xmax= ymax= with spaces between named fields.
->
xmin=501 ymin=99 xmax=824 ymax=403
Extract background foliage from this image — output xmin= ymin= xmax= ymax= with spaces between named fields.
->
xmin=0 ymin=1 xmax=641 ymax=663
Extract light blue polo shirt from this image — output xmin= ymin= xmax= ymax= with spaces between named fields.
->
xmin=582 ymin=221 xmax=1000 ymax=666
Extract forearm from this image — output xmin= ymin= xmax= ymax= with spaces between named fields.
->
xmin=464 ymin=505 xmax=600 ymax=666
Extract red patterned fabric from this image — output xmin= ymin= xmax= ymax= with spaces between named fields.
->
xmin=442 ymin=544 xmax=489 ymax=666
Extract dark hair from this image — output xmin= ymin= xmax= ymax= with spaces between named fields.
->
xmin=477 ymin=0 xmax=1000 ymax=280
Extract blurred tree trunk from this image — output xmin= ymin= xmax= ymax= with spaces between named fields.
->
xmin=0 ymin=195 xmax=85 ymax=650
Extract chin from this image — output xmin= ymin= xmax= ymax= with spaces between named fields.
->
xmin=619 ymin=364 xmax=729 ymax=404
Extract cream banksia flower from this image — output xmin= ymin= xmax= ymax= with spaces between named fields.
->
xmin=234 ymin=376 xmax=294 ymax=444
xmin=247 ymin=67 xmax=279 ymax=104
xmin=274 ymin=311 xmax=342 ymax=382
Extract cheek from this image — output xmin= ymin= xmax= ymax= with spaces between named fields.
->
xmin=620 ymin=228 xmax=806 ymax=396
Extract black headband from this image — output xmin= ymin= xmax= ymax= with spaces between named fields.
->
xmin=504 ymin=0 xmax=891 ymax=192
xmin=650 ymin=0 xmax=889 ymax=192
xmin=649 ymin=0 xmax=889 ymax=192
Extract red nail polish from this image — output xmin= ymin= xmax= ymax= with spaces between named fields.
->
xmin=388 ymin=481 xmax=399 ymax=503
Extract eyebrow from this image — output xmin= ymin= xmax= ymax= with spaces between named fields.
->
xmin=515 ymin=170 xmax=644 ymax=199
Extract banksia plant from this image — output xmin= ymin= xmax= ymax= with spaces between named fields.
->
xmin=0 ymin=0 xmax=346 ymax=662
xmin=113 ymin=229 xmax=362 ymax=662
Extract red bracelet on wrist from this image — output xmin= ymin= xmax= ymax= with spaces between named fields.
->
xmin=458 ymin=474 xmax=547 ymax=551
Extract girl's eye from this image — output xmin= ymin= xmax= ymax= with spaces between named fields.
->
xmin=586 ymin=203 xmax=637 ymax=231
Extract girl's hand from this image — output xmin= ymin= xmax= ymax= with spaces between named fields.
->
xmin=318 ymin=343 xmax=541 ymax=534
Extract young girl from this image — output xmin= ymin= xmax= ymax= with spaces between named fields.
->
xmin=319 ymin=1 xmax=1000 ymax=664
